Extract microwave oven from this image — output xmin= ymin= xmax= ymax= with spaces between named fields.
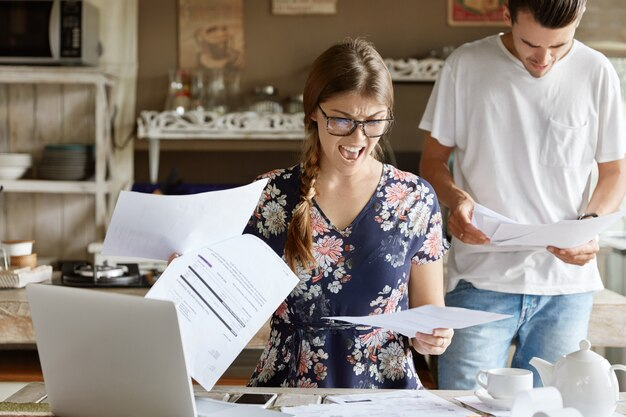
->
xmin=0 ymin=0 xmax=100 ymax=66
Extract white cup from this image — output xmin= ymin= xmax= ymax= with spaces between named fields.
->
xmin=1 ymin=240 xmax=35 ymax=257
xmin=476 ymin=367 xmax=533 ymax=399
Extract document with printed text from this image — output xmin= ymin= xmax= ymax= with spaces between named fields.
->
xmin=283 ymin=389 xmax=475 ymax=417
xmin=101 ymin=179 xmax=299 ymax=391
xmin=147 ymin=234 xmax=298 ymax=391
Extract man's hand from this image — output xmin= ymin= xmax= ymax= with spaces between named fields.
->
xmin=448 ymin=197 xmax=490 ymax=244
xmin=547 ymin=239 xmax=599 ymax=266
xmin=412 ymin=328 xmax=454 ymax=355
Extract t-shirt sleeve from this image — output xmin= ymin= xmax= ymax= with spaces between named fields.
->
xmin=410 ymin=179 xmax=449 ymax=265
xmin=595 ymin=64 xmax=626 ymax=163
xmin=418 ymin=60 xmax=457 ymax=148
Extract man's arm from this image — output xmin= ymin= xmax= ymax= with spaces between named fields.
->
xmin=419 ymin=133 xmax=489 ymax=244
xmin=548 ymin=158 xmax=626 ymax=265
xmin=585 ymin=159 xmax=626 ymax=215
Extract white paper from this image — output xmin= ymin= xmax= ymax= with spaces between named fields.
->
xmin=283 ymin=389 xmax=474 ymax=417
xmin=146 ymin=234 xmax=298 ymax=391
xmin=325 ymin=390 xmax=420 ymax=404
xmin=101 ymin=179 xmax=268 ymax=260
xmin=473 ymin=204 xmax=626 ymax=248
xmin=195 ymin=397 xmax=292 ymax=417
xmin=455 ymin=395 xmax=511 ymax=417
xmin=325 ymin=305 xmax=511 ymax=337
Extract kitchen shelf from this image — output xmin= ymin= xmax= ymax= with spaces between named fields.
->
xmin=384 ymin=57 xmax=443 ymax=82
xmin=137 ymin=110 xmax=305 ymax=183
xmin=0 ymin=179 xmax=115 ymax=194
xmin=0 ymin=66 xmax=117 ymax=242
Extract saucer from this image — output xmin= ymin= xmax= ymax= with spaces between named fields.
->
xmin=474 ymin=388 xmax=514 ymax=410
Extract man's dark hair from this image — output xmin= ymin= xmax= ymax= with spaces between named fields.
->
xmin=507 ymin=0 xmax=585 ymax=28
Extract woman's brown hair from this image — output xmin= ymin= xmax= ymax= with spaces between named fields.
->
xmin=284 ymin=38 xmax=394 ymax=272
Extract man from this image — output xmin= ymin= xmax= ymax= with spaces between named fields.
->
xmin=419 ymin=0 xmax=626 ymax=389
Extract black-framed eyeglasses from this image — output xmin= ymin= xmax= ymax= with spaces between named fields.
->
xmin=317 ymin=104 xmax=393 ymax=138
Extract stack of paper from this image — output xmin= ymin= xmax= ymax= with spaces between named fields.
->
xmin=283 ymin=390 xmax=475 ymax=417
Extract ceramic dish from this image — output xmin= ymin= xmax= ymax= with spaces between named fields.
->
xmin=0 ymin=153 xmax=32 ymax=167
xmin=0 ymin=166 xmax=29 ymax=180
xmin=475 ymin=388 xmax=514 ymax=410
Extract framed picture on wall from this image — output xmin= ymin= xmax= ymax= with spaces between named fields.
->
xmin=448 ymin=0 xmax=507 ymax=26
xmin=178 ymin=0 xmax=244 ymax=69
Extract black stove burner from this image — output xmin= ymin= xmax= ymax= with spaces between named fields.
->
xmin=60 ymin=261 xmax=148 ymax=287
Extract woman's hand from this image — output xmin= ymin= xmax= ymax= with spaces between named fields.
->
xmin=167 ymin=252 xmax=181 ymax=266
xmin=411 ymin=328 xmax=454 ymax=355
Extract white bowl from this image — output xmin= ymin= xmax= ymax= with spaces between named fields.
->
xmin=2 ymin=240 xmax=35 ymax=257
xmin=0 ymin=153 xmax=32 ymax=167
xmin=0 ymin=165 xmax=29 ymax=180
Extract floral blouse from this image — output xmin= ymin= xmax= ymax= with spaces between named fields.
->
xmin=244 ymin=163 xmax=447 ymax=388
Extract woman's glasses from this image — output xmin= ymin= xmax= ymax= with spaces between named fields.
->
xmin=317 ymin=104 xmax=393 ymax=138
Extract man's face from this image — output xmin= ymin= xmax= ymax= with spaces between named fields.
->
xmin=504 ymin=8 xmax=579 ymax=78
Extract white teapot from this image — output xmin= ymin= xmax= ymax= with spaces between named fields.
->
xmin=530 ymin=340 xmax=626 ymax=417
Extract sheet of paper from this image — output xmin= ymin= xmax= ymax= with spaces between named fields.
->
xmin=325 ymin=305 xmax=510 ymax=337
xmin=102 ymin=179 xmax=268 ymax=260
xmin=455 ymin=395 xmax=510 ymax=417
xmin=473 ymin=204 xmax=626 ymax=248
xmin=146 ymin=234 xmax=298 ymax=391
xmin=325 ymin=390 xmax=425 ymax=404
xmin=472 ymin=204 xmax=518 ymax=237
xmin=283 ymin=390 xmax=477 ymax=417
xmin=195 ymin=397 xmax=292 ymax=417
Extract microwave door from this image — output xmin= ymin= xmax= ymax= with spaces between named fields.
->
xmin=48 ymin=0 xmax=60 ymax=60
xmin=0 ymin=0 xmax=55 ymax=63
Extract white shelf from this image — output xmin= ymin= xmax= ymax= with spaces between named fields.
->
xmin=0 ymin=179 xmax=114 ymax=194
xmin=137 ymin=110 xmax=305 ymax=140
xmin=0 ymin=66 xmax=117 ymax=240
xmin=0 ymin=66 xmax=113 ymax=86
xmin=137 ymin=110 xmax=305 ymax=183
xmin=384 ymin=57 xmax=443 ymax=82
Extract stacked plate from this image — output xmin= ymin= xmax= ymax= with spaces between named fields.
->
xmin=0 ymin=153 xmax=32 ymax=180
xmin=39 ymin=144 xmax=94 ymax=181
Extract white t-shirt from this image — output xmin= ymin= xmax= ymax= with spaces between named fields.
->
xmin=419 ymin=34 xmax=626 ymax=295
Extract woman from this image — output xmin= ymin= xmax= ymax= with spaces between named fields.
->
xmin=245 ymin=38 xmax=452 ymax=389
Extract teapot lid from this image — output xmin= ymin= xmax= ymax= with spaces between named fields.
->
xmin=565 ymin=340 xmax=603 ymax=362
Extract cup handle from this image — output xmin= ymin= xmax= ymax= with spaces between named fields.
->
xmin=476 ymin=370 xmax=488 ymax=389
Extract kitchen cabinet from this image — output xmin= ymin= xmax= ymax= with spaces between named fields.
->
xmin=0 ymin=66 xmax=122 ymax=259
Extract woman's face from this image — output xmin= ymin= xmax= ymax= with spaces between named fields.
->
xmin=311 ymin=92 xmax=390 ymax=177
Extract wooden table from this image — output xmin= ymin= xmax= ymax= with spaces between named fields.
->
xmin=4 ymin=382 xmax=626 ymax=416
xmin=1 ymin=284 xmax=626 ymax=384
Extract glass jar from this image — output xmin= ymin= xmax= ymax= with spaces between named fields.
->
xmin=164 ymin=69 xmax=190 ymax=114
xmin=249 ymin=85 xmax=283 ymax=114
xmin=284 ymin=94 xmax=304 ymax=114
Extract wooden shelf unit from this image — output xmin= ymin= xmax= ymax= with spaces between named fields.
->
xmin=0 ymin=66 xmax=118 ymax=258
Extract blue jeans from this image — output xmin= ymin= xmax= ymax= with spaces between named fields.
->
xmin=437 ymin=280 xmax=593 ymax=389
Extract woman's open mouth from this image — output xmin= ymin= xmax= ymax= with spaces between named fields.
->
xmin=339 ymin=145 xmax=365 ymax=161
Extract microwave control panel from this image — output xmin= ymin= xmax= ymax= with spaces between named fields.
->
xmin=60 ymin=1 xmax=82 ymax=58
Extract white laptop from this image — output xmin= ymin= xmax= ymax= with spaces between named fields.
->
xmin=27 ymin=284 xmax=281 ymax=417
